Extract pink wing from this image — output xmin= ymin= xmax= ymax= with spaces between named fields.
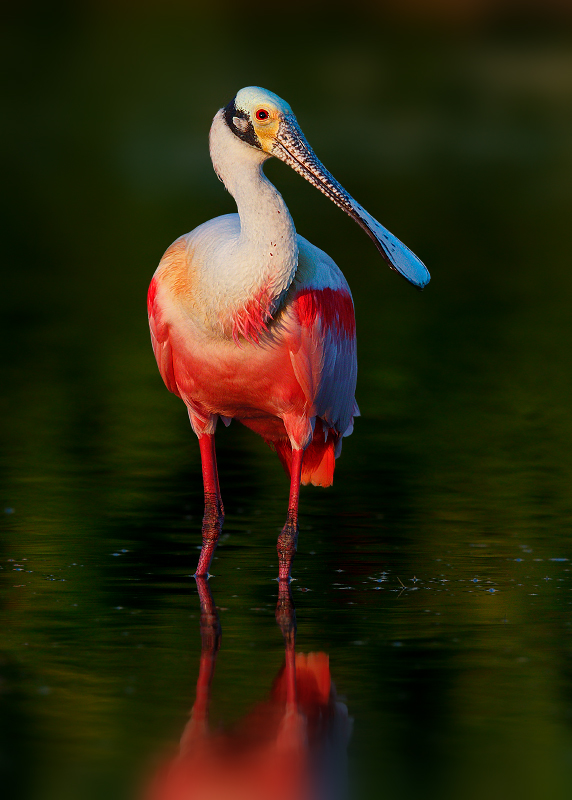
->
xmin=274 ymin=257 xmax=358 ymax=486
xmin=148 ymin=276 xmax=180 ymax=398
xmin=287 ymin=273 xmax=358 ymax=443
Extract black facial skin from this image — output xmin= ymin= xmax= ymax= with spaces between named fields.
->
xmin=223 ymin=98 xmax=261 ymax=149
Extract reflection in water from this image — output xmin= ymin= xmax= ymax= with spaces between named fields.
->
xmin=144 ymin=579 xmax=351 ymax=800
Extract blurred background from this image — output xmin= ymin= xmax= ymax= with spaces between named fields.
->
xmin=2 ymin=2 xmax=572 ymax=799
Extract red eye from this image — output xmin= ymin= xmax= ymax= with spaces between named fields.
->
xmin=256 ymin=109 xmax=270 ymax=121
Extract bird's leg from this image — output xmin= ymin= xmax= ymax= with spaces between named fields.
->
xmin=195 ymin=433 xmax=224 ymax=577
xmin=277 ymin=447 xmax=304 ymax=582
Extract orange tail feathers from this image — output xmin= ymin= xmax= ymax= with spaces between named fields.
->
xmin=268 ymin=426 xmax=339 ymax=488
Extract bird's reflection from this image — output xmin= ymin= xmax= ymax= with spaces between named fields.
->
xmin=144 ymin=579 xmax=352 ymax=800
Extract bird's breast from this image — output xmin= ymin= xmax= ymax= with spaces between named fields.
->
xmin=155 ymin=215 xmax=298 ymax=344
xmin=165 ymin=317 xmax=307 ymax=420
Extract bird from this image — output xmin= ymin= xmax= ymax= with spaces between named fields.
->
xmin=148 ymin=86 xmax=430 ymax=582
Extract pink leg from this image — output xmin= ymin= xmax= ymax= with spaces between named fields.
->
xmin=195 ymin=433 xmax=224 ymax=577
xmin=277 ymin=447 xmax=304 ymax=583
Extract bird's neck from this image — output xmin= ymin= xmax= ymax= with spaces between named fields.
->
xmin=208 ymin=112 xmax=298 ymax=342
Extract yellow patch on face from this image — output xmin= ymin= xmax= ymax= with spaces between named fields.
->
xmin=252 ymin=112 xmax=280 ymax=154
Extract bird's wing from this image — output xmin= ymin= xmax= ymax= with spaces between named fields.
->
xmin=286 ymin=236 xmax=358 ymax=438
xmin=147 ymin=237 xmax=190 ymax=398
xmin=148 ymin=274 xmax=180 ymax=397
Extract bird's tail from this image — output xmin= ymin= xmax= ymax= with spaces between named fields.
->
xmin=269 ymin=425 xmax=339 ymax=488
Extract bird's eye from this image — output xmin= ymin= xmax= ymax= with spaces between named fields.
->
xmin=255 ymin=109 xmax=270 ymax=121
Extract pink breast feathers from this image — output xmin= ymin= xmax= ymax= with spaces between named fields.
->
xmin=231 ymin=285 xmax=277 ymax=344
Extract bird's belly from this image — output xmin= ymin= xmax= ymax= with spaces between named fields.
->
xmin=169 ymin=325 xmax=306 ymax=432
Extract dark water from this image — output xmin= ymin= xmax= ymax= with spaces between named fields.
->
xmin=2 ymin=6 xmax=572 ymax=800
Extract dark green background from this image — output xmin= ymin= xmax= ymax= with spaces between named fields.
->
xmin=2 ymin=3 xmax=572 ymax=799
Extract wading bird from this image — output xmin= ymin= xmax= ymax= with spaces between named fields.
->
xmin=148 ymin=87 xmax=429 ymax=582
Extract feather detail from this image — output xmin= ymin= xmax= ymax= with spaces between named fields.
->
xmin=230 ymin=284 xmax=277 ymax=344
xmin=288 ymin=280 xmax=357 ymax=441
xmin=268 ymin=424 xmax=340 ymax=488
xmin=148 ymin=276 xmax=180 ymax=397
xmin=294 ymin=287 xmax=355 ymax=338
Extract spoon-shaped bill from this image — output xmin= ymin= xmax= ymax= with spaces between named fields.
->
xmin=273 ymin=115 xmax=430 ymax=290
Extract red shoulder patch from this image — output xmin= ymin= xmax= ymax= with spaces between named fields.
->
xmin=147 ymin=276 xmax=158 ymax=317
xmin=148 ymin=276 xmax=170 ymax=343
xmin=294 ymin=288 xmax=355 ymax=337
xmin=148 ymin=276 xmax=179 ymax=396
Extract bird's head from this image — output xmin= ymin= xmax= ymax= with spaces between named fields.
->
xmin=223 ymin=86 xmax=292 ymax=154
xmin=222 ymin=86 xmax=430 ymax=289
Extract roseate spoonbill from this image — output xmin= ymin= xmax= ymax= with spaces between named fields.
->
xmin=148 ymin=86 xmax=430 ymax=581
xmin=143 ymin=579 xmax=351 ymax=800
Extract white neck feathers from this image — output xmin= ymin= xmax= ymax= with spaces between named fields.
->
xmin=196 ymin=112 xmax=298 ymax=341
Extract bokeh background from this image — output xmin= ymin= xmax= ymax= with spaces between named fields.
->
xmin=2 ymin=2 xmax=572 ymax=799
